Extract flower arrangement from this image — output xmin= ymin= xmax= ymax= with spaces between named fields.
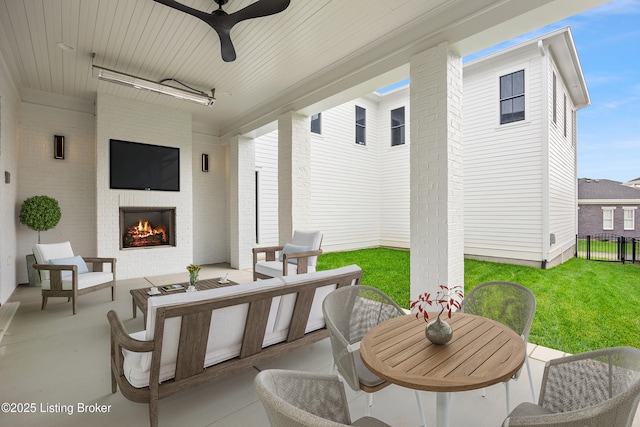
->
xmin=186 ymin=264 xmax=201 ymax=275
xmin=187 ymin=264 xmax=201 ymax=287
xmin=410 ymin=285 xmax=464 ymax=322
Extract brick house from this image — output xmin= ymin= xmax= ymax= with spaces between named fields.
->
xmin=578 ymin=178 xmax=640 ymax=238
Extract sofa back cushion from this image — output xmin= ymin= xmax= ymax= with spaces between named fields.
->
xmin=142 ymin=277 xmax=286 ymax=373
xmin=272 ymin=264 xmax=362 ymax=335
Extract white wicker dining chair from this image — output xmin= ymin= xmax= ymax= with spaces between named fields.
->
xmin=255 ymin=369 xmax=391 ymax=427
xmin=502 ymin=346 xmax=640 ymax=427
xmin=322 ymin=285 xmax=428 ymax=426
xmin=461 ymin=281 xmax=537 ymax=413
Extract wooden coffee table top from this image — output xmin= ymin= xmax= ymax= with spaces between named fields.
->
xmin=360 ymin=312 xmax=526 ymax=393
xmin=130 ymin=277 xmax=238 ymax=323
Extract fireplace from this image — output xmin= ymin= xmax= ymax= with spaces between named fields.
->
xmin=119 ymin=207 xmax=176 ymax=249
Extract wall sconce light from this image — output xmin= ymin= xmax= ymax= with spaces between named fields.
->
xmin=54 ymin=135 xmax=65 ymax=159
xmin=202 ymin=154 xmax=209 ymax=172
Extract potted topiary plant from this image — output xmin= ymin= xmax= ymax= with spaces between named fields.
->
xmin=19 ymin=195 xmax=61 ymax=286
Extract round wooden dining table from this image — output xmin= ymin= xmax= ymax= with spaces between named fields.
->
xmin=360 ymin=312 xmax=526 ymax=427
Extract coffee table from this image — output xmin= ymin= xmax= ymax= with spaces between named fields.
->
xmin=130 ymin=277 xmax=238 ymax=326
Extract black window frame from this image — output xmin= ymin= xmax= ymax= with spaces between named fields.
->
xmin=552 ymin=72 xmax=557 ymax=124
xmin=310 ymin=113 xmax=321 ymax=135
xmin=390 ymin=106 xmax=405 ymax=146
xmin=355 ymin=105 xmax=366 ymax=145
xmin=499 ymin=70 xmax=525 ymax=125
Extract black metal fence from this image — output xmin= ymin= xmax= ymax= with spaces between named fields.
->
xmin=576 ymin=234 xmax=640 ymax=263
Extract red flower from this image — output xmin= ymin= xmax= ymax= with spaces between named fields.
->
xmin=411 ymin=285 xmax=464 ymax=322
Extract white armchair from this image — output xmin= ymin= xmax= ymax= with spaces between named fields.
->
xmin=32 ymin=241 xmax=116 ymax=315
xmin=252 ymin=230 xmax=322 ymax=280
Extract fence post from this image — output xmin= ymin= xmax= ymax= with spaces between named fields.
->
xmin=620 ymin=236 xmax=626 ymax=264
xmin=586 ymin=235 xmax=591 ymax=260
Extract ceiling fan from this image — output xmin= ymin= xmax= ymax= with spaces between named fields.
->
xmin=153 ymin=0 xmax=291 ymax=62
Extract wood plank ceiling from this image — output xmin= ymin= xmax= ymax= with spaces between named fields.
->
xmin=0 ymin=0 xmax=606 ymax=136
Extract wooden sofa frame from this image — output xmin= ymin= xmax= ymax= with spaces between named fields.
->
xmin=34 ymin=257 xmax=117 ymax=315
xmin=107 ymin=268 xmax=362 ymax=427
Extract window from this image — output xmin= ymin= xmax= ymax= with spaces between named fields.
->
xmin=390 ymin=107 xmax=405 ymax=146
xmin=355 ymin=105 xmax=366 ymax=145
xmin=500 ymin=70 xmax=525 ymax=124
xmin=310 ymin=113 xmax=321 ymax=134
xmin=624 ymin=208 xmax=636 ymax=230
xmin=552 ymin=72 xmax=557 ymax=124
xmin=563 ymin=94 xmax=567 ymax=137
xmin=602 ymin=207 xmax=615 ymax=230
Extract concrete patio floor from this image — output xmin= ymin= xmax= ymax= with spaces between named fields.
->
xmin=0 ymin=263 xmax=630 ymax=427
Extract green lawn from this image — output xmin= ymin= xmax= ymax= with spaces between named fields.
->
xmin=317 ymin=247 xmax=640 ymax=354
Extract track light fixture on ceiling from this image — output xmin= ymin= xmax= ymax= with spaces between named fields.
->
xmin=92 ymin=61 xmax=216 ymax=107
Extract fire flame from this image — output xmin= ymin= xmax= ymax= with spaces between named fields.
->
xmin=124 ymin=219 xmax=167 ymax=247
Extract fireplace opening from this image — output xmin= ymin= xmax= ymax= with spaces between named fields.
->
xmin=119 ymin=207 xmax=176 ymax=249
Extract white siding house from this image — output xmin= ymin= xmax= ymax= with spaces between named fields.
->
xmin=464 ymin=28 xmax=587 ymax=268
xmin=255 ymin=27 xmax=589 ymax=268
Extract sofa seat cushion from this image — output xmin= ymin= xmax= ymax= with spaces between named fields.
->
xmin=41 ymin=271 xmax=114 ymax=290
xmin=123 ymin=278 xmax=286 ymax=388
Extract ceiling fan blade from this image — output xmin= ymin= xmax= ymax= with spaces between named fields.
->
xmin=216 ymin=29 xmax=237 ymax=62
xmin=152 ymin=0 xmax=210 ymax=22
xmin=227 ymin=0 xmax=291 ymax=26
xmin=153 ymin=0 xmax=290 ymax=62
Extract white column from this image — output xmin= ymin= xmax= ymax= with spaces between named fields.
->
xmin=409 ymin=42 xmax=464 ymax=299
xmin=229 ymin=134 xmax=255 ymax=269
xmin=277 ymin=111 xmax=311 ymax=244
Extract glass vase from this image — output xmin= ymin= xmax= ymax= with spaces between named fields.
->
xmin=188 ymin=271 xmax=199 ymax=291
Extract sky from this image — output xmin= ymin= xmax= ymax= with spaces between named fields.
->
xmin=382 ymin=0 xmax=640 ymax=183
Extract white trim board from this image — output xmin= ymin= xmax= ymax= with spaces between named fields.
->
xmin=0 ymin=302 xmax=19 ymax=344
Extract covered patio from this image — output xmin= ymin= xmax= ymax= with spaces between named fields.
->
xmin=0 ymin=264 xmax=576 ymax=427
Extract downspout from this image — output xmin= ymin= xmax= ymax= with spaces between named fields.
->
xmin=539 ymin=40 xmax=551 ymax=269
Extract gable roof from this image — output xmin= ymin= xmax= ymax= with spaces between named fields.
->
xmin=578 ymin=178 xmax=640 ymax=201
xmin=464 ymin=27 xmax=590 ymax=110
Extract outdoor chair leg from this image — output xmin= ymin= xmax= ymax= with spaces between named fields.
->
xmin=525 ymin=355 xmax=536 ymax=401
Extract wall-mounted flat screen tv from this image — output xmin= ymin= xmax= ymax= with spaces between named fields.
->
xmin=109 ymin=139 xmax=180 ymax=191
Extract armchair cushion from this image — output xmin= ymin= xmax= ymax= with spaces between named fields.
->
xmin=255 ymin=261 xmax=307 ymax=278
xmin=32 ymin=241 xmax=75 ymax=281
xmin=290 ymin=231 xmax=322 ymax=268
xmin=278 ymin=244 xmax=310 ymax=264
xmin=49 ymin=255 xmax=89 ymax=278
xmin=41 ymin=272 xmax=114 ymax=291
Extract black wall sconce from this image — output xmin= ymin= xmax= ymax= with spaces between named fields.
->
xmin=54 ymin=135 xmax=65 ymax=159
xmin=202 ymin=154 xmax=209 ymax=172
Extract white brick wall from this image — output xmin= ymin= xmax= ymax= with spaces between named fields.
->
xmin=409 ymin=42 xmax=464 ymax=298
xmin=96 ymin=93 xmax=193 ymax=279
xmin=278 ymin=111 xmax=310 ymax=242
xmin=192 ymin=135 xmax=228 ymax=265
xmin=0 ymin=50 xmax=20 ymax=303
xmin=16 ymin=102 xmax=97 ymax=284
xmin=228 ymin=135 xmax=255 ymax=269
